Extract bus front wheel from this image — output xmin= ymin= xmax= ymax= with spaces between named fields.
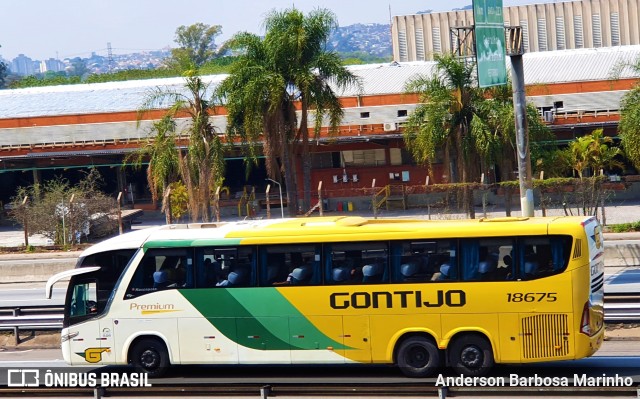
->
xmin=448 ymin=334 xmax=494 ymax=376
xmin=396 ymin=336 xmax=440 ymax=378
xmin=130 ymin=338 xmax=169 ymax=378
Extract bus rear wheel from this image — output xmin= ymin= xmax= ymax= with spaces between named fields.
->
xmin=448 ymin=334 xmax=494 ymax=376
xmin=130 ymin=338 xmax=169 ymax=378
xmin=396 ymin=336 xmax=440 ymax=378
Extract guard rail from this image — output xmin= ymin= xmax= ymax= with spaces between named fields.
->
xmin=0 ymin=305 xmax=63 ymax=343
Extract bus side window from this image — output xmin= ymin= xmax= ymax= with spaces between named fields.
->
xmin=327 ymin=243 xmax=388 ymax=285
xmin=216 ymin=247 xmax=255 ymax=287
xmin=263 ymin=245 xmax=319 ymax=286
xmin=517 ymin=236 xmax=570 ymax=280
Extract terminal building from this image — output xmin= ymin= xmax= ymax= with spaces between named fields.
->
xmin=0 ymin=47 xmax=639 ymax=210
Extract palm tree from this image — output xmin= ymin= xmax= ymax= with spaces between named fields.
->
xmin=219 ymin=8 xmax=359 ymax=216
xmin=263 ymin=8 xmax=360 ymax=210
xmin=138 ymin=72 xmax=225 ymax=222
xmin=217 ymin=31 xmax=299 ymax=215
xmin=126 ymin=115 xmax=179 ymax=224
xmin=471 ymin=82 xmax=554 ymax=214
xmin=403 ymin=53 xmax=485 ymax=218
xmin=568 ymin=128 xmax=624 ymax=178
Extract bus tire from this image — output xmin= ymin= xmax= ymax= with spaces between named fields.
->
xmin=448 ymin=334 xmax=494 ymax=376
xmin=130 ymin=337 xmax=169 ymax=378
xmin=396 ymin=336 xmax=440 ymax=378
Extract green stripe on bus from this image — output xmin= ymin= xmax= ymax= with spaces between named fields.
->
xmin=143 ymin=238 xmax=242 ymax=249
xmin=180 ymin=288 xmax=347 ymax=351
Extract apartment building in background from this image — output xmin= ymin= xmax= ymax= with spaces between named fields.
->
xmin=392 ymin=0 xmax=640 ymax=61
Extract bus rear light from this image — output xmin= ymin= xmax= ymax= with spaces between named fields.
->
xmin=580 ymin=302 xmax=591 ymax=336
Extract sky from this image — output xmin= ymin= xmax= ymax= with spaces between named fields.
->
xmin=0 ymin=0 xmax=552 ymax=61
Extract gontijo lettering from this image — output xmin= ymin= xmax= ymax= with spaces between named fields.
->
xmin=330 ymin=289 xmax=466 ymax=309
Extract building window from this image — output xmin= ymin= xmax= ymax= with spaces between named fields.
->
xmin=574 ymin=15 xmax=584 ymax=48
xmin=415 ymin=28 xmax=425 ymax=60
xmin=398 ymin=30 xmax=408 ymax=62
xmin=397 ymin=109 xmax=408 ymax=117
xmin=520 ymin=20 xmax=529 ymax=52
xmin=610 ymin=12 xmax=620 ymax=46
xmin=555 ymin=16 xmax=566 ymax=50
xmin=342 ymin=149 xmax=386 ymax=167
xmin=537 ymin=18 xmax=548 ymax=51
xmin=360 ymin=111 xmax=370 ymax=118
xmin=592 ymin=14 xmax=602 ymax=47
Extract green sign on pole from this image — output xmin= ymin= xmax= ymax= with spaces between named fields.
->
xmin=473 ymin=0 xmax=507 ymax=87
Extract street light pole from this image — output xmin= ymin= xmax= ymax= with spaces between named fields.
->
xmin=266 ymin=179 xmax=284 ymax=218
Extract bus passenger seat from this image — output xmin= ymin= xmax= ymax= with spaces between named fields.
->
xmin=362 ymin=263 xmax=383 ymax=283
xmin=217 ymin=268 xmax=249 ymax=287
xmin=478 ymin=260 xmax=497 ymax=280
xmin=291 ymin=265 xmax=312 ymax=285
xmin=437 ymin=264 xmax=451 ymax=281
xmin=524 ymin=261 xmax=538 ymax=279
xmin=153 ymin=270 xmax=172 ymax=288
xmin=400 ymin=262 xmax=419 ymax=281
xmin=332 ymin=266 xmax=352 ymax=283
xmin=266 ymin=265 xmax=280 ymax=284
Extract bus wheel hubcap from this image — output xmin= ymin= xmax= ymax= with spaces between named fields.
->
xmin=460 ymin=346 xmax=482 ymax=368
xmin=141 ymin=349 xmax=159 ymax=368
xmin=408 ymin=345 xmax=428 ymax=367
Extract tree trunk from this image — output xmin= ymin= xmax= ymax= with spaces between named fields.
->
xmin=300 ymin=103 xmax=312 ymax=212
xmin=282 ymin=142 xmax=298 ymax=217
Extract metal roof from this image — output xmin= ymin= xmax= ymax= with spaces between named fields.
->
xmin=0 ymin=46 xmax=639 ymax=120
xmin=520 ymin=45 xmax=640 ymax=84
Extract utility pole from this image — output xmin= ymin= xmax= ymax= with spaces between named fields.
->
xmin=506 ymin=26 xmax=534 ymax=217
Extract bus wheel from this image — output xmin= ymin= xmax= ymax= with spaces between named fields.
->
xmin=396 ymin=336 xmax=440 ymax=378
xmin=448 ymin=334 xmax=494 ymax=376
xmin=130 ymin=338 xmax=169 ymax=378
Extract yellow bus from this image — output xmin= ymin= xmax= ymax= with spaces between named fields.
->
xmin=46 ymin=215 xmax=605 ymax=378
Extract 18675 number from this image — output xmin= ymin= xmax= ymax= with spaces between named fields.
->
xmin=507 ymin=292 xmax=557 ymax=302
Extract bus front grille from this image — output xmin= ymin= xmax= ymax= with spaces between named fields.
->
xmin=521 ymin=314 xmax=570 ymax=359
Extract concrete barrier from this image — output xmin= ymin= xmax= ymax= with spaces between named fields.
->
xmin=604 ymin=242 xmax=640 ymax=267
xmin=0 ymin=253 xmax=80 ymax=283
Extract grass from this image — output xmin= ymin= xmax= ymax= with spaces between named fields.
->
xmin=609 ymin=220 xmax=640 ymax=233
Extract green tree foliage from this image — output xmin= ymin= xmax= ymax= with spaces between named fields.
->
xmin=471 ymin=82 xmax=555 ymax=178
xmin=126 ymin=115 xmax=180 ymax=223
xmin=8 ymin=169 xmax=117 ymax=246
xmin=619 ymin=85 xmax=640 ymax=172
xmin=567 ymin=128 xmax=623 ymax=178
xmin=136 ymin=23 xmax=228 ymax=223
xmin=265 ymin=8 xmax=360 ymax=210
xmin=403 ymin=53 xmax=485 ymax=217
xmin=219 ymin=8 xmax=360 ymax=213
xmin=166 ymin=23 xmax=222 ymax=70
xmin=139 ymin=72 xmax=225 ymax=223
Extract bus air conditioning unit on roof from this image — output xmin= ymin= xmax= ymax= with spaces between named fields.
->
xmin=383 ymin=122 xmax=397 ymax=132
